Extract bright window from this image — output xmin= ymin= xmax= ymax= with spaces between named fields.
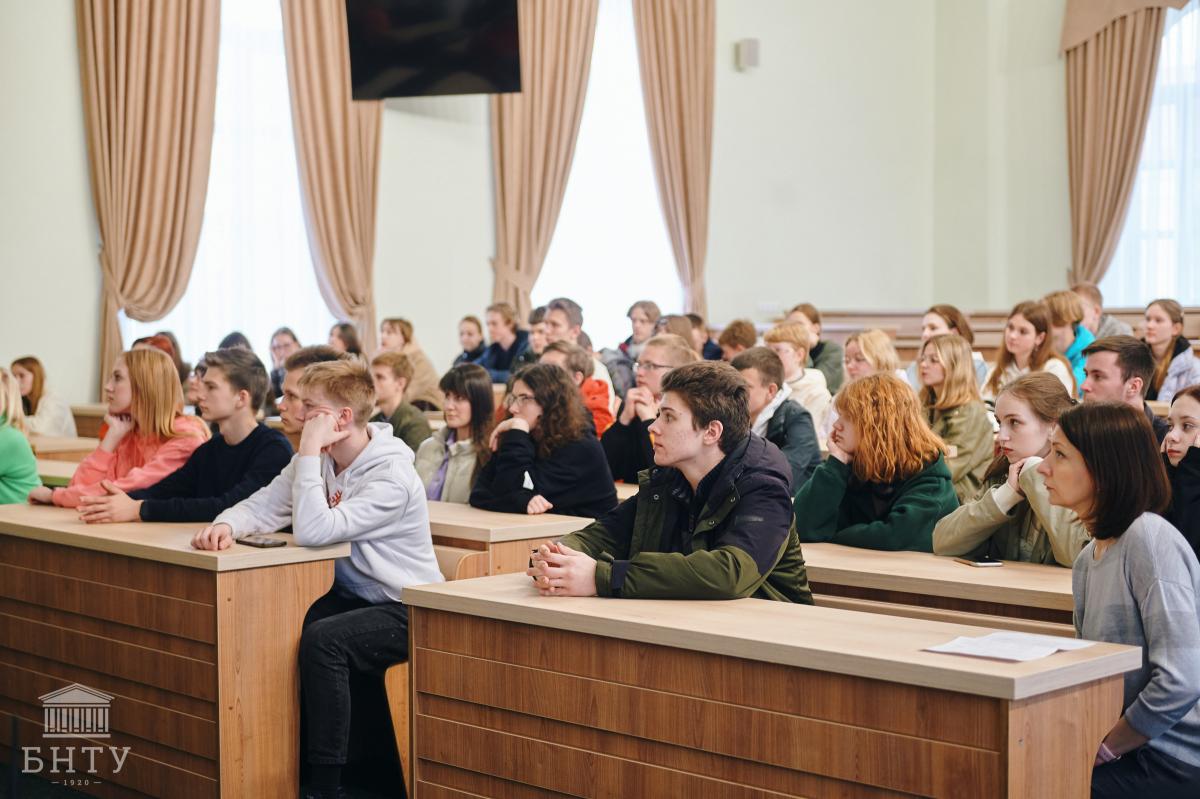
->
xmin=120 ymin=0 xmax=336 ymax=371
xmin=532 ymin=0 xmax=682 ymax=351
xmin=1101 ymin=0 xmax=1200 ymax=306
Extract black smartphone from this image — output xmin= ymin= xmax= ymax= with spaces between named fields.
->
xmin=240 ymin=534 xmax=287 ymax=549
xmin=954 ymin=555 xmax=1002 ymax=567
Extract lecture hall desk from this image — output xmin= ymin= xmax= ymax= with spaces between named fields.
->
xmin=71 ymin=403 xmax=109 ymax=439
xmin=426 ymin=501 xmax=589 ymax=575
xmin=36 ymin=458 xmax=77 ymax=487
xmin=0 ymin=504 xmax=349 ymax=798
xmin=27 ymin=435 xmax=100 ymax=463
xmin=404 ymin=573 xmax=1139 ymax=798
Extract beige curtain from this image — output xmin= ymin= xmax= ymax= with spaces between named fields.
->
xmin=281 ymin=0 xmax=382 ymax=353
xmin=76 ymin=0 xmax=220 ymax=393
xmin=1064 ymin=1 xmax=1184 ymax=283
xmin=632 ymin=0 xmax=715 ymax=318
xmin=1061 ymin=0 xmax=1186 ymax=51
xmin=491 ymin=0 xmax=599 ymax=320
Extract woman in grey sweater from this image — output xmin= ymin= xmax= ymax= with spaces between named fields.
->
xmin=1037 ymin=402 xmax=1200 ymax=797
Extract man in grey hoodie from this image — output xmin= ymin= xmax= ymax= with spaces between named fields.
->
xmin=193 ymin=359 xmax=443 ymax=798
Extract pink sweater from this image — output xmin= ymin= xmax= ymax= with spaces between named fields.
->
xmin=52 ymin=416 xmax=209 ymax=508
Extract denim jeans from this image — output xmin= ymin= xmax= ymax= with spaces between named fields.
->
xmin=299 ymin=590 xmax=410 ymax=766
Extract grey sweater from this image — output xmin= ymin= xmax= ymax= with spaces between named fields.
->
xmin=1073 ymin=512 xmax=1200 ymax=767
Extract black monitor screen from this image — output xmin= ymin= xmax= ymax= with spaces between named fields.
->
xmin=346 ymin=0 xmax=521 ymax=99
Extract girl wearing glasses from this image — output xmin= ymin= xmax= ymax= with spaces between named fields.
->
xmin=470 ymin=364 xmax=617 ymax=517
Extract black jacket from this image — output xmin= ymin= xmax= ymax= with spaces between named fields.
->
xmin=764 ymin=399 xmax=821 ymax=492
xmin=130 ymin=423 xmax=293 ymax=522
xmin=478 ymin=330 xmax=531 ymax=382
xmin=601 ymin=400 xmax=655 ymax=484
xmin=1165 ymin=449 xmax=1200 ymax=560
xmin=470 ymin=428 xmax=617 ymax=518
xmin=561 ymin=434 xmax=813 ymax=602
xmin=453 ymin=343 xmax=487 ymax=367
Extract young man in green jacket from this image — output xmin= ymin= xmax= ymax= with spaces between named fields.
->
xmin=527 ymin=361 xmax=812 ymax=602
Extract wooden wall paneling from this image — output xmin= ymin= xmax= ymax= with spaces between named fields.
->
xmin=214 ymin=560 xmax=333 ymax=798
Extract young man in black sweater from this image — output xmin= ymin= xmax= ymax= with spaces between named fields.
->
xmin=76 ymin=347 xmax=293 ymax=523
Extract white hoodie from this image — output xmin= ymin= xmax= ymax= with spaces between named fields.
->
xmin=752 ymin=381 xmax=793 ymax=438
xmin=215 ymin=422 xmax=444 ymax=603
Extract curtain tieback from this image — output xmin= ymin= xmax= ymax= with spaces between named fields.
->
xmin=491 ymin=258 xmax=536 ymax=294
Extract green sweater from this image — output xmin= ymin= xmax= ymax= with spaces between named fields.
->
xmin=794 ymin=455 xmax=959 ymax=552
xmin=371 ymin=401 xmax=432 ymax=453
xmin=0 ymin=423 xmax=39 ymax=504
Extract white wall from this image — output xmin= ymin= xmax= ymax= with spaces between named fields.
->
xmin=0 ymin=0 xmax=100 ymax=403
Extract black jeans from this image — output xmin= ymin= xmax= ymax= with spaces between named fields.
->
xmin=1092 ymin=745 xmax=1200 ymax=798
xmin=299 ymin=590 xmax=410 ymax=766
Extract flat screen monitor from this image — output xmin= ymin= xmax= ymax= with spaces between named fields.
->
xmin=346 ymin=0 xmax=521 ymax=99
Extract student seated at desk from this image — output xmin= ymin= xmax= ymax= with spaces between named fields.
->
xmin=1143 ymin=298 xmax=1200 ymax=406
xmin=453 ymin=315 xmax=486 ymax=367
xmin=0 ymin=368 xmax=38 ymax=504
xmin=787 ymin=303 xmax=845 ymax=393
xmin=903 ymin=304 xmax=988 ymax=389
xmin=75 ymin=348 xmax=292 ymax=523
xmin=794 ymin=373 xmax=957 ymax=552
xmin=326 ymin=321 xmax=362 ymax=357
xmin=268 ymin=327 xmax=301 ymax=400
xmin=513 ymin=305 xmax=547 ymax=369
xmin=277 ymin=346 xmax=347 ymax=436
xmin=539 ymin=341 xmax=614 ymax=435
xmin=1039 ymin=402 xmax=1200 ymax=797
xmin=1163 ymin=385 xmax=1200 ymax=560
xmin=29 ymin=349 xmax=209 ymax=508
xmin=1081 ymin=335 xmax=1168 ymax=442
xmin=415 ymin=364 xmax=495 ymax=503
xmin=10 ymin=356 xmax=76 ymax=437
xmin=932 ymin=373 xmax=1088 ymax=566
xmin=731 ymin=347 xmax=821 ymax=490
xmin=1043 ymin=290 xmax=1095 ymax=396
xmin=717 ymin=318 xmax=756 ymax=361
xmin=379 ymin=316 xmax=442 ymax=410
xmin=368 ymin=351 xmax=431 ymax=451
xmin=918 ymin=334 xmax=993 ymax=502
xmin=763 ymin=321 xmax=831 ymax=435
xmin=469 ymin=363 xmax=617 ymax=517
xmin=982 ymin=301 xmax=1075 ymax=401
xmin=820 ymin=328 xmax=903 ymax=443
xmin=191 ymin=359 xmax=443 ymax=799
xmin=602 ymin=334 xmax=698 ymax=483
xmin=528 ymin=361 xmax=812 ymax=602
xmin=686 ymin=312 xmax=722 ymax=360
xmin=477 ymin=302 xmax=530 ymax=382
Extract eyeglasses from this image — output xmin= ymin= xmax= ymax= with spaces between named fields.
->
xmin=505 ymin=392 xmax=537 ymax=408
xmin=635 ymin=361 xmax=671 ymax=372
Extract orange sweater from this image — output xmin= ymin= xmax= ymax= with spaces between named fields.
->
xmin=580 ymin=378 xmax=614 ymax=436
xmin=52 ymin=416 xmax=209 ymax=507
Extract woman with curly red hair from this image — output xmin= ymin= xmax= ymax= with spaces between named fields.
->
xmin=794 ymin=373 xmax=958 ymax=551
xmin=469 ymin=363 xmax=617 ymax=518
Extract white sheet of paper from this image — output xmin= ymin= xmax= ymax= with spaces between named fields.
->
xmin=924 ymin=632 xmax=1097 ymax=662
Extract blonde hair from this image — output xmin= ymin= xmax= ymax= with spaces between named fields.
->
xmin=919 ymin=334 xmax=980 ymax=411
xmin=1042 ymin=290 xmax=1085 ymax=327
xmin=845 ymin=329 xmax=900 ymax=374
xmin=380 ymin=317 xmax=414 ymax=343
xmin=763 ymin=322 xmax=813 ymax=360
xmin=836 ymin=373 xmax=946 ymax=484
xmin=0 ymin=368 xmax=26 ymax=432
xmin=123 ymin=349 xmax=208 ymax=442
xmin=643 ymin=334 xmax=700 ymax=367
xmin=298 ymin=359 xmax=377 ymax=426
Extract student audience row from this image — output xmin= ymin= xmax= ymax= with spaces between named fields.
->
xmin=2 ymin=282 xmax=1199 ymax=796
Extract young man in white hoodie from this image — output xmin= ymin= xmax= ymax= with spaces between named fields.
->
xmin=192 ymin=359 xmax=443 ymax=799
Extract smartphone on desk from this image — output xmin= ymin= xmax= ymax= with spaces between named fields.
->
xmin=241 ymin=534 xmax=286 ymax=549
xmin=954 ymin=555 xmax=1002 ymax=567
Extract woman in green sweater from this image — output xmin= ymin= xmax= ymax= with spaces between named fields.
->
xmin=918 ymin=334 xmax=994 ymax=502
xmin=794 ymin=373 xmax=958 ymax=551
xmin=932 ymin=372 xmax=1089 ymax=566
xmin=0 ymin=368 xmax=39 ymax=504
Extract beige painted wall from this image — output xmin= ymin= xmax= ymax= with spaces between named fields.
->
xmin=0 ymin=0 xmax=1073 ymax=402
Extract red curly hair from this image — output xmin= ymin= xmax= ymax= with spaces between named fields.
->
xmin=835 ymin=373 xmax=946 ymax=484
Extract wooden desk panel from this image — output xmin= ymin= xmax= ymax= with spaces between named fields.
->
xmin=427 ymin=501 xmax=590 ymax=578
xmin=37 ymin=458 xmax=77 ymax=487
xmin=71 ymin=403 xmax=109 ymax=439
xmin=28 ymin=435 xmax=100 ymax=463
xmin=0 ymin=508 xmax=346 ymax=798
xmin=802 ymin=543 xmax=1074 ymax=625
xmin=406 ymin=575 xmax=1137 ymax=798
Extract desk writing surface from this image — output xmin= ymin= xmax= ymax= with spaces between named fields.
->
xmin=27 ymin=435 xmax=99 ymax=454
xmin=36 ymin=458 xmax=77 ymax=486
xmin=427 ymin=500 xmax=590 ymax=543
xmin=801 ymin=542 xmax=1074 ymax=611
xmin=70 ymin=402 xmax=108 ymax=417
xmin=405 ymin=572 xmax=1137 ymax=700
xmin=0 ymin=504 xmax=348 ymax=572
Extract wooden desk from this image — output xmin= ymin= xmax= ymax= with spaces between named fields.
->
xmin=427 ymin=501 xmax=589 ymax=575
xmin=802 ymin=542 xmax=1074 ymax=625
xmin=405 ymin=573 xmax=1138 ymax=798
xmin=27 ymin=435 xmax=100 ymax=463
xmin=0 ymin=505 xmax=349 ymax=798
xmin=36 ymin=458 xmax=77 ymax=487
xmin=71 ymin=403 xmax=109 ymax=438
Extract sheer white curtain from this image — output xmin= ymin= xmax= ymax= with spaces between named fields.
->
xmin=1101 ymin=0 xmax=1199 ymax=306
xmin=120 ymin=0 xmax=336 ymax=370
xmin=532 ymin=0 xmax=682 ymax=350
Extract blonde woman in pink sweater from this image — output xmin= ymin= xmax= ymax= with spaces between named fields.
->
xmin=29 ymin=349 xmax=208 ymax=508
